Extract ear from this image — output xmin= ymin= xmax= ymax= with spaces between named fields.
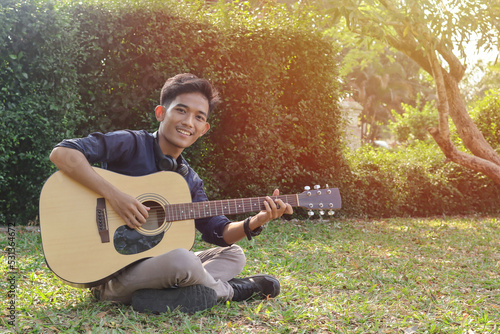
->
xmin=201 ymin=122 xmax=210 ymax=136
xmin=155 ymin=105 xmax=165 ymax=121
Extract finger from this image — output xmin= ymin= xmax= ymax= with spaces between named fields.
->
xmin=263 ymin=199 xmax=272 ymax=214
xmin=138 ymin=204 xmax=150 ymax=220
xmin=267 ymin=196 xmax=277 ymax=207
xmin=124 ymin=216 xmax=137 ymax=229
xmin=271 ymin=189 xmax=282 ymax=209
xmin=125 ymin=208 xmax=144 ymax=227
xmin=262 ymin=200 xmax=275 ymax=219
xmin=129 ymin=212 xmax=144 ymax=225
xmin=284 ymin=203 xmax=294 ymax=215
xmin=275 ymin=199 xmax=287 ymax=215
xmin=266 ymin=196 xmax=278 ymax=213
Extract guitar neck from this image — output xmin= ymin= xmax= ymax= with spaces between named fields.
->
xmin=165 ymin=195 xmax=299 ymax=221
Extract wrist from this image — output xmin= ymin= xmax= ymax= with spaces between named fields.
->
xmin=243 ymin=216 xmax=264 ymax=240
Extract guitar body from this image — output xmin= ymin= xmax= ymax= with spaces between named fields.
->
xmin=39 ymin=168 xmax=194 ymax=288
xmin=40 ymin=167 xmax=342 ymax=288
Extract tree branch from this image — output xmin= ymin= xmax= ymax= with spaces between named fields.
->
xmin=419 ymin=28 xmax=466 ymax=81
xmin=378 ymin=0 xmax=465 ymax=81
xmin=429 ymin=127 xmax=500 ymax=186
xmin=384 ymin=34 xmax=433 ymax=75
xmin=428 ymin=49 xmax=450 ymax=139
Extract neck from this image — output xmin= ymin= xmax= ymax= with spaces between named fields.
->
xmin=156 ymin=132 xmax=183 ymax=158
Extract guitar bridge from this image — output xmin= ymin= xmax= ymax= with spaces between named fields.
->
xmin=96 ymin=198 xmax=110 ymax=243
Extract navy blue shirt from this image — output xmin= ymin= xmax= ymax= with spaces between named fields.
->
xmin=56 ymin=130 xmax=231 ymax=247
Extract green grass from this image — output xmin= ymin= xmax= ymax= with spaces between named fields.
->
xmin=1 ymin=216 xmax=500 ymax=333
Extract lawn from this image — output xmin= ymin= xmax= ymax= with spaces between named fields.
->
xmin=1 ymin=216 xmax=499 ymax=333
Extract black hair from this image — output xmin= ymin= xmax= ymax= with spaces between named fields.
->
xmin=160 ymin=73 xmax=220 ymax=115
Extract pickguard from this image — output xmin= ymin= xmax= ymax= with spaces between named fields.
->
xmin=113 ymin=226 xmax=164 ymax=255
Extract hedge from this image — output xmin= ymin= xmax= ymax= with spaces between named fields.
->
xmin=0 ymin=0 xmax=84 ymax=224
xmin=0 ymin=0 xmax=346 ymax=223
xmin=342 ymin=142 xmax=500 ymax=218
xmin=1 ymin=0 xmax=498 ymax=224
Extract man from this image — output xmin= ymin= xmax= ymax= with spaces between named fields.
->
xmin=49 ymin=73 xmax=293 ymax=313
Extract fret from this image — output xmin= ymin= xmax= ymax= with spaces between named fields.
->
xmin=205 ymin=202 xmax=210 ymax=217
xmin=164 ymin=204 xmax=171 ymax=221
xmin=220 ymin=200 xmax=226 ymax=216
xmin=229 ymin=198 xmax=235 ymax=215
xmin=169 ymin=203 xmax=175 ymax=221
xmin=177 ymin=204 xmax=183 ymax=220
xmin=172 ymin=205 xmax=177 ymax=221
xmin=174 ymin=204 xmax=179 ymax=220
xmin=196 ymin=201 xmax=202 ymax=219
xmin=238 ymin=199 xmax=243 ymax=213
xmin=191 ymin=202 xmax=197 ymax=220
xmin=253 ymin=198 xmax=260 ymax=211
xmin=188 ymin=203 xmax=195 ymax=219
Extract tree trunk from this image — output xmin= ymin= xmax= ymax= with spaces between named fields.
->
xmin=428 ymin=70 xmax=500 ymax=186
xmin=443 ymin=74 xmax=500 ymax=166
xmin=389 ymin=32 xmax=500 ymax=186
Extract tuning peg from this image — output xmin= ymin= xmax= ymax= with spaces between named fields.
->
xmin=328 ymin=210 xmax=335 ymax=215
xmin=325 ymin=184 xmax=329 ymax=188
xmin=304 ymin=186 xmax=311 ymax=191
xmin=319 ymin=210 xmax=325 ymax=215
xmin=314 ymin=185 xmax=320 ymax=190
xmin=308 ymin=210 xmax=314 ymax=216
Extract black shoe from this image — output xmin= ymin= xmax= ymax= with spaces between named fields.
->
xmin=228 ymin=275 xmax=280 ymax=301
xmin=90 ymin=285 xmax=104 ymax=301
xmin=132 ymin=285 xmax=217 ymax=314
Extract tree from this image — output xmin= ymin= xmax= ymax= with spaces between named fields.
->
xmin=345 ymin=48 xmax=434 ymax=142
xmin=325 ymin=25 xmax=435 ymax=144
xmin=320 ymin=0 xmax=500 ymax=186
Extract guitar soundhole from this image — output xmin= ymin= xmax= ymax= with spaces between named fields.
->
xmin=141 ymin=200 xmax=165 ymax=231
xmin=113 ymin=199 xmax=166 ymax=255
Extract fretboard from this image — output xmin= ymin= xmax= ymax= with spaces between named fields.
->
xmin=164 ymin=195 xmax=299 ymax=222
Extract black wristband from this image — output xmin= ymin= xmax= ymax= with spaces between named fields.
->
xmin=243 ymin=217 xmax=263 ymax=240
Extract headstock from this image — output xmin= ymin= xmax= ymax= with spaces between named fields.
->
xmin=297 ymin=184 xmax=342 ymax=217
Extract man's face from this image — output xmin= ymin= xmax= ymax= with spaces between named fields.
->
xmin=155 ymin=92 xmax=210 ymax=158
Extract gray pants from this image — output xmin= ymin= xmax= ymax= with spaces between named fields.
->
xmin=99 ymin=244 xmax=246 ymax=304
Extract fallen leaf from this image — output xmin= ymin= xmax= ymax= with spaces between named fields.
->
xmin=403 ymin=325 xmax=418 ymax=334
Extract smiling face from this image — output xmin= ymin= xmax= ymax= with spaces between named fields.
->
xmin=155 ymin=92 xmax=211 ymax=158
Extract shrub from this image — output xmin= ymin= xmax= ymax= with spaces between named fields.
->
xmin=342 ymin=142 xmax=500 ymax=217
xmin=388 ymin=95 xmax=438 ymax=144
xmin=0 ymin=0 xmax=84 ymax=224
xmin=470 ymin=89 xmax=500 ymax=152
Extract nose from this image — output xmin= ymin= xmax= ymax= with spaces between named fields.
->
xmin=181 ymin=113 xmax=195 ymax=128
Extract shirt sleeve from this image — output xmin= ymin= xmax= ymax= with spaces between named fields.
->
xmin=56 ymin=131 xmax=126 ymax=164
xmin=187 ymin=168 xmax=232 ymax=247
xmin=55 ymin=130 xmax=158 ymax=176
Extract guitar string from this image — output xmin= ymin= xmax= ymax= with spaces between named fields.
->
xmin=103 ymin=195 xmax=301 ymax=223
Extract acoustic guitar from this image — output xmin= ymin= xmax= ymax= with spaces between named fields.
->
xmin=39 ymin=167 xmax=341 ymax=288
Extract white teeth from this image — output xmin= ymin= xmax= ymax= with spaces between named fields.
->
xmin=178 ymin=129 xmax=191 ymax=136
